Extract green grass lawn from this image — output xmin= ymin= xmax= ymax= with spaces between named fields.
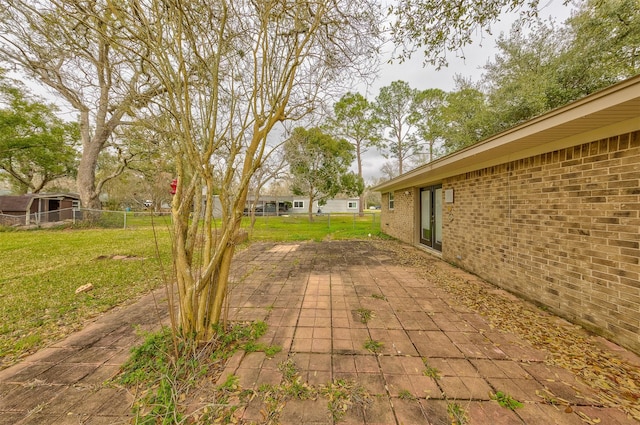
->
xmin=0 ymin=213 xmax=382 ymax=367
xmin=246 ymin=212 xmax=381 ymax=241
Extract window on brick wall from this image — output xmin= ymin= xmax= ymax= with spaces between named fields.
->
xmin=388 ymin=192 xmax=394 ymax=210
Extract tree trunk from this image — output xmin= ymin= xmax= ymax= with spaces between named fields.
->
xmin=357 ymin=151 xmax=364 ymax=216
xmin=76 ymin=143 xmax=103 ymax=211
xmin=308 ymin=194 xmax=314 ymax=222
xmin=76 ymin=110 xmax=109 ymax=211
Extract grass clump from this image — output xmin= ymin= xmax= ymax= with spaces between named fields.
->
xmin=278 ymin=359 xmax=315 ymax=399
xmin=356 ymin=308 xmax=374 ymax=324
xmin=255 ymin=359 xmax=316 ymax=424
xmin=118 ymin=321 xmax=277 ymax=424
xmin=491 ymin=390 xmax=523 ymax=410
xmin=397 ymin=389 xmax=416 ymax=400
xmin=447 ymin=401 xmax=468 ymax=425
xmin=364 ymin=338 xmax=384 ymax=353
xmin=118 ymin=328 xmax=191 ymax=424
xmin=253 ymin=360 xmax=371 ymax=423
xmin=422 ymin=359 xmax=441 ymax=379
xmin=320 ymin=379 xmax=371 ymax=422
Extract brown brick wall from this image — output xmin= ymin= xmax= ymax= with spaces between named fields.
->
xmin=442 ymin=131 xmax=640 ymax=352
xmin=381 ymin=190 xmax=415 ymax=244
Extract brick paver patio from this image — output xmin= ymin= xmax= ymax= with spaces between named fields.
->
xmin=1 ymin=240 xmax=638 ymax=424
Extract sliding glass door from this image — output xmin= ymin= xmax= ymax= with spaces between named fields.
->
xmin=420 ymin=185 xmax=442 ymax=251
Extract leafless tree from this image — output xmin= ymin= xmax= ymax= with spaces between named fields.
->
xmin=0 ymin=1 xmax=165 ymax=210
xmin=247 ymin=147 xmax=288 ymax=229
xmin=110 ymin=0 xmax=381 ymax=340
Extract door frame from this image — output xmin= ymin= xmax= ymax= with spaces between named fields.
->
xmin=420 ymin=185 xmax=442 ymax=251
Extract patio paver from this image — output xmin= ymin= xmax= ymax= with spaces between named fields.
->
xmin=1 ymin=240 xmax=639 ymax=424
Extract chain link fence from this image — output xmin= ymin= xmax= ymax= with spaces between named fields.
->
xmin=0 ymin=208 xmax=379 ymax=237
xmin=0 ymin=207 xmax=77 ymax=227
xmin=0 ymin=208 xmax=172 ymax=229
xmin=73 ymin=209 xmax=173 ymax=229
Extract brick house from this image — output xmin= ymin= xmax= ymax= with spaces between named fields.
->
xmin=374 ymin=75 xmax=640 ymax=354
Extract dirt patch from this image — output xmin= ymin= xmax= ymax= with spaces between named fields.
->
xmin=95 ymin=254 xmax=145 ymax=261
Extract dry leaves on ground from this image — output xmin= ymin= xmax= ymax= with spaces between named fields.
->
xmin=373 ymin=240 xmax=640 ymax=421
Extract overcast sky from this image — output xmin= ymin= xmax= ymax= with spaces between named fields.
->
xmin=358 ymin=0 xmax=575 ymax=181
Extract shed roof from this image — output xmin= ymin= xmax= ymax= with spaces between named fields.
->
xmin=0 ymin=193 xmax=80 ymax=213
xmin=374 ymin=74 xmax=640 ymax=192
xmin=0 ymin=195 xmax=37 ymax=212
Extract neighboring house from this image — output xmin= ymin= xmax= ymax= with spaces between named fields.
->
xmin=374 ymin=75 xmax=640 ymax=354
xmin=0 ymin=193 xmax=81 ymax=226
xmin=209 ymin=195 xmax=361 ymax=217
xmin=291 ymin=197 xmax=359 ymax=214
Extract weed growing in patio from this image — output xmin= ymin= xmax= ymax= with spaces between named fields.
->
xmin=257 ymin=383 xmax=286 ymax=424
xmin=253 ymin=361 xmax=370 ymax=424
xmin=117 ymin=328 xmax=186 ymax=423
xmin=364 ymin=338 xmax=384 ymax=353
xmin=243 ymin=341 xmax=282 ymax=358
xmin=212 ymin=374 xmax=245 ymax=422
xmin=371 ymin=293 xmax=387 ymax=301
xmin=397 ymin=389 xmax=416 ymax=400
xmin=422 ymin=359 xmax=441 ymax=379
xmin=321 ymin=379 xmax=371 ymax=422
xmin=356 ymin=308 xmax=374 ymax=323
xmin=491 ymin=391 xmax=523 ymax=410
xmin=278 ymin=358 xmax=299 ymax=381
xmin=278 ymin=359 xmax=315 ymax=399
xmin=218 ymin=373 xmax=240 ymax=392
xmin=117 ymin=321 xmax=280 ymax=423
xmin=447 ymin=401 xmax=468 ymax=425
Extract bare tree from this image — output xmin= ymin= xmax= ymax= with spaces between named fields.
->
xmin=380 ymin=161 xmax=399 ymax=181
xmin=105 ymin=0 xmax=381 ymax=341
xmin=0 ymin=1 xmax=165 ymax=210
xmin=247 ymin=147 xmax=288 ymax=230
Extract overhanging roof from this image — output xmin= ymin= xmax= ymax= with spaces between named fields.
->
xmin=374 ymin=74 xmax=640 ymax=192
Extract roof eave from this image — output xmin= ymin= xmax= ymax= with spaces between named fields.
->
xmin=373 ymin=74 xmax=640 ymax=192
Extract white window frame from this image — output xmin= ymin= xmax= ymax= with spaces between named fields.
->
xmin=293 ymin=200 xmax=304 ymax=208
xmin=388 ymin=192 xmax=394 ymax=210
xmin=347 ymin=201 xmax=358 ymax=209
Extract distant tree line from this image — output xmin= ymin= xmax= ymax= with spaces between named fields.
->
xmin=328 ymin=0 xmax=640 ymax=179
